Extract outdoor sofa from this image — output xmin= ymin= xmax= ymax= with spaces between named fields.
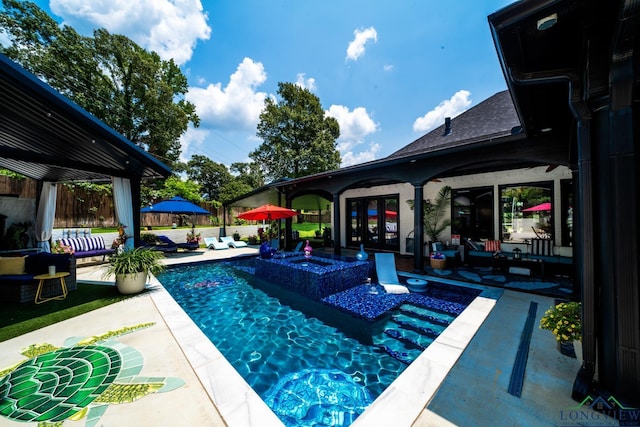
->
xmin=462 ymin=237 xmax=573 ymax=277
xmin=0 ymin=252 xmax=77 ymax=303
xmin=60 ymin=236 xmax=115 ymax=260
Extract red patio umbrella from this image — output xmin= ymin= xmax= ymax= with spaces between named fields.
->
xmin=237 ymin=204 xmax=298 ymax=221
xmin=522 ymin=202 xmax=551 ymax=212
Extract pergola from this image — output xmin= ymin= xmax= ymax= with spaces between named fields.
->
xmin=0 ymin=53 xmax=172 ymax=246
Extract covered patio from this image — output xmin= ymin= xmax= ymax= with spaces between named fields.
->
xmin=0 ymin=53 xmax=172 ymax=249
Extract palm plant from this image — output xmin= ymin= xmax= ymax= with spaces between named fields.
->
xmin=407 ymin=185 xmax=452 ymax=243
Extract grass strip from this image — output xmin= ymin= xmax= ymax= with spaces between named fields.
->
xmin=0 ymin=283 xmax=140 ymax=342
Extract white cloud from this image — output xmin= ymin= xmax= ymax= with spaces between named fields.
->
xmin=383 ymin=64 xmax=394 ymax=72
xmin=50 ymin=0 xmax=211 ymax=65
xmin=326 ymin=104 xmax=379 ymax=166
xmin=346 ymin=26 xmax=377 ymax=61
xmin=295 ymin=73 xmax=317 ymax=92
xmin=186 ymin=57 xmax=268 ymax=131
xmin=340 ymin=142 xmax=380 ymax=167
xmin=413 ymin=90 xmax=472 ymax=133
xmin=179 ymin=127 xmax=209 ymax=163
xmin=326 ymin=105 xmax=378 ymax=141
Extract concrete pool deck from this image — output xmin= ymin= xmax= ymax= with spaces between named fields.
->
xmin=0 ymin=248 xmax=613 ymax=426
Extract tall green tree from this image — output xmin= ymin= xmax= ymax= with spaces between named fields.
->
xmin=230 ymin=161 xmax=265 ymax=189
xmin=218 ymin=180 xmax=253 ymax=205
xmin=0 ymin=0 xmax=198 ymax=168
xmin=186 ymin=154 xmax=232 ymax=201
xmin=251 ymin=82 xmax=341 ymax=182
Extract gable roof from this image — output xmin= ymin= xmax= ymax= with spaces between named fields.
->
xmin=387 ymin=90 xmax=521 ymax=159
xmin=0 ymin=53 xmax=172 ymax=182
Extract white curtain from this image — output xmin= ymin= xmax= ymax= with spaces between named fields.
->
xmin=112 ymin=177 xmax=135 ymax=250
xmin=35 ymin=182 xmax=57 ymax=252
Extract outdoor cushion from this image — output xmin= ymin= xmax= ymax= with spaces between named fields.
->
xmin=0 ymin=256 xmax=27 ymax=275
xmin=484 ymin=240 xmax=501 ymax=252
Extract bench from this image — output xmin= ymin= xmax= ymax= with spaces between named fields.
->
xmin=60 ymin=236 xmax=115 ymax=260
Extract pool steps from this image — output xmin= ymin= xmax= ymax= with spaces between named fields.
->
xmin=374 ymin=303 xmax=456 ymax=365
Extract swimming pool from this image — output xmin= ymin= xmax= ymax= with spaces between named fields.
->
xmin=157 ymin=256 xmax=481 ymax=426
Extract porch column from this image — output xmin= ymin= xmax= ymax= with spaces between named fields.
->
xmin=285 ymin=199 xmax=293 ymax=250
xmin=333 ymin=193 xmax=341 ymax=255
xmin=413 ymin=183 xmax=425 ymax=272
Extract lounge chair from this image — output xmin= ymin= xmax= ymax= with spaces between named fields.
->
xmin=142 ymin=235 xmax=178 ymax=253
xmin=158 ymin=235 xmax=199 ymax=251
xmin=374 ymin=253 xmax=409 ymax=294
xmin=204 ymin=237 xmax=229 ymax=250
xmin=220 ymin=236 xmax=248 ymax=248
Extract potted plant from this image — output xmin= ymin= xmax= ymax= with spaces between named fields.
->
xmin=104 ymin=247 xmax=165 ymax=294
xmin=540 ymin=301 xmax=582 ymax=361
xmin=406 ymin=185 xmax=452 ymax=247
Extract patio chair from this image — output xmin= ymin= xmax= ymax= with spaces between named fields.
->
xmin=220 ymin=236 xmax=248 ymax=248
xmin=204 ymin=237 xmax=229 ymax=250
xmin=157 ymin=235 xmax=199 ymax=251
xmin=374 ymin=253 xmax=409 ymax=294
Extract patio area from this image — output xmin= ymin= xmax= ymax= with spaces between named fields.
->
xmin=0 ymin=247 xmax=611 ymax=426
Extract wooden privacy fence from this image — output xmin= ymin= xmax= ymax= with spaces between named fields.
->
xmin=0 ymin=176 xmax=219 ymax=228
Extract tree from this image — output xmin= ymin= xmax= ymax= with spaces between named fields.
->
xmin=230 ymin=161 xmax=265 ymax=189
xmin=218 ymin=180 xmax=253 ymax=205
xmin=0 ymin=0 xmax=199 ymax=168
xmin=251 ymin=82 xmax=341 ymax=182
xmin=186 ymin=155 xmax=232 ymax=201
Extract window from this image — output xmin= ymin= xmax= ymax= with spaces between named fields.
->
xmin=451 ymin=187 xmax=494 ymax=241
xmin=346 ymin=195 xmax=399 ymax=250
xmin=500 ymin=182 xmax=553 ymax=243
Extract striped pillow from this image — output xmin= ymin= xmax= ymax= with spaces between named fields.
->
xmin=484 ymin=240 xmax=501 ymax=252
xmin=61 ymin=237 xmax=87 ymax=252
xmin=85 ymin=236 xmax=106 ymax=250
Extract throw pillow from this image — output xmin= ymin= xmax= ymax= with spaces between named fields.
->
xmin=0 ymin=256 xmax=27 ymax=275
xmin=484 ymin=240 xmax=501 ymax=252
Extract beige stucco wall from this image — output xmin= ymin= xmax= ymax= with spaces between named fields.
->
xmin=340 ymin=165 xmax=573 ymax=257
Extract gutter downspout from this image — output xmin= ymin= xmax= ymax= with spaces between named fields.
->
xmin=509 ymin=68 xmax=596 ymax=400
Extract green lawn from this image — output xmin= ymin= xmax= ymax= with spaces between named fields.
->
xmin=0 ymin=284 xmax=140 ymax=342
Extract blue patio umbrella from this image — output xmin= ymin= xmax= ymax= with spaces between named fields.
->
xmin=141 ymin=196 xmax=211 ymax=229
xmin=141 ymin=196 xmax=211 ymax=215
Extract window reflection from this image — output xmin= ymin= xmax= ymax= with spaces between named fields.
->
xmin=500 ymin=183 xmax=552 ymax=243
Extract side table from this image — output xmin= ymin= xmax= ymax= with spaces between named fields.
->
xmin=34 ymin=272 xmax=70 ymax=304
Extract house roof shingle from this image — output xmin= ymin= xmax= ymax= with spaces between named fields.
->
xmin=387 ymin=90 xmax=520 ymax=159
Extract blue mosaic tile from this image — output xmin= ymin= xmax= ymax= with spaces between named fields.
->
xmin=254 ymin=255 xmax=370 ymax=300
xmin=322 ymin=282 xmax=480 ymax=320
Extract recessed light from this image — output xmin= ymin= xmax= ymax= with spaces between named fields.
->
xmin=537 ymin=13 xmax=558 ymax=31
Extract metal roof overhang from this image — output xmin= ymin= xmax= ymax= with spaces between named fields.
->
xmin=0 ymin=53 xmax=172 ymax=183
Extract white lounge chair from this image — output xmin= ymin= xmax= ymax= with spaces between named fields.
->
xmin=374 ymin=253 xmax=409 ymax=294
xmin=220 ymin=236 xmax=248 ymax=248
xmin=204 ymin=237 xmax=228 ymax=250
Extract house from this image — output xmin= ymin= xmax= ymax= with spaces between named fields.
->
xmin=226 ymin=0 xmax=640 ymax=407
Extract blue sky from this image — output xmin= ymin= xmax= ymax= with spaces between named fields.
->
xmin=26 ymin=0 xmax=513 ymax=168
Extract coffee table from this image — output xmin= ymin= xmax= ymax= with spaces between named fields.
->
xmin=34 ymin=272 xmax=70 ymax=304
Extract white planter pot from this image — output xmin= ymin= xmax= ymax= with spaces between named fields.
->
xmin=573 ymin=340 xmax=583 ymax=365
xmin=115 ymin=271 xmax=147 ymax=294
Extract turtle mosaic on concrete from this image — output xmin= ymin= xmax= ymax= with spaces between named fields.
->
xmin=0 ymin=323 xmax=184 ymax=427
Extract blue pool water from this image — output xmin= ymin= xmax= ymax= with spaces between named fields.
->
xmin=157 ymin=256 xmax=480 ymax=426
